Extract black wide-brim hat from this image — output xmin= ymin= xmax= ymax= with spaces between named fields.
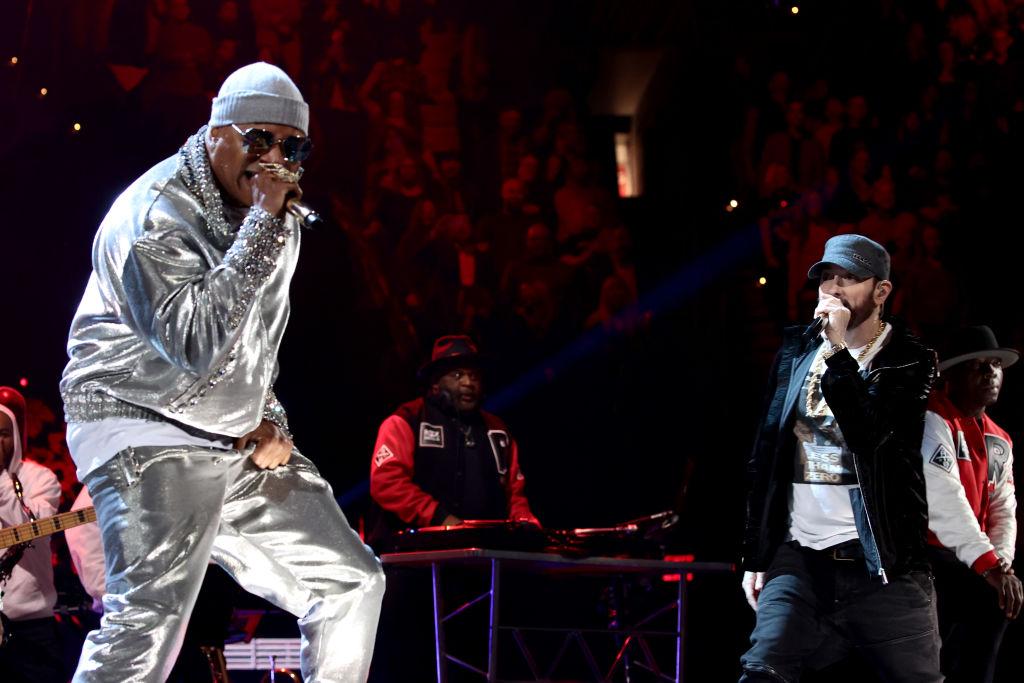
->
xmin=417 ymin=335 xmax=485 ymax=383
xmin=938 ymin=325 xmax=1020 ymax=373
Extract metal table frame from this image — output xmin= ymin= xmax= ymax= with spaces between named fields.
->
xmin=381 ymin=549 xmax=733 ymax=682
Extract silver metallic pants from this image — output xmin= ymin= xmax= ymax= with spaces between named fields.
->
xmin=72 ymin=445 xmax=385 ymax=683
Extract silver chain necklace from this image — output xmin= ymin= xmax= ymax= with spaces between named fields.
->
xmin=177 ymin=126 xmax=236 ymax=248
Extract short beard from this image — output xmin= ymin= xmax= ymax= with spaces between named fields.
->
xmin=847 ymin=302 xmax=879 ymax=331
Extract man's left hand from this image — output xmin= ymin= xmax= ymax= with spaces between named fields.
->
xmin=235 ymin=419 xmax=293 ymax=470
xmin=984 ymin=565 xmax=1024 ymax=620
xmin=742 ymin=571 xmax=765 ymax=611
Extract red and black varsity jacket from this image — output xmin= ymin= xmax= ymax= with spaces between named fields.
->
xmin=369 ymin=396 xmax=536 ymax=534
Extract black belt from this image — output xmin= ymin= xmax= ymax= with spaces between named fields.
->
xmin=796 ymin=540 xmax=864 ymax=562
xmin=823 ymin=541 xmax=864 ymax=562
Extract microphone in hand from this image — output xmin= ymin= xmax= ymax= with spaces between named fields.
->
xmin=258 ymin=162 xmax=324 ymax=229
xmin=285 ymin=198 xmax=324 ymax=229
xmin=805 ymin=315 xmax=825 ymax=340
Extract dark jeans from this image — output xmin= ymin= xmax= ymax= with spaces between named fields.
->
xmin=0 ymin=616 xmax=65 ymax=683
xmin=928 ymin=545 xmax=1009 ymax=683
xmin=740 ymin=541 xmax=942 ymax=683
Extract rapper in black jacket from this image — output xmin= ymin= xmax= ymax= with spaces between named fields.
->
xmin=742 ymin=316 xmax=937 ymax=579
xmin=740 ymin=235 xmax=942 ymax=683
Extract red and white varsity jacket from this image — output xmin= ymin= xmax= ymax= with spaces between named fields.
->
xmin=922 ymin=391 xmax=1016 ymax=575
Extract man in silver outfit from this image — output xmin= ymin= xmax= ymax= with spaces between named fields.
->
xmin=60 ymin=62 xmax=385 ymax=682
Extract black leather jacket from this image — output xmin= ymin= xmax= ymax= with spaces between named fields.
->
xmin=742 ymin=318 xmax=937 ymax=579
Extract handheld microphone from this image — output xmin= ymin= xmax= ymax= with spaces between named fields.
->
xmin=285 ymin=199 xmax=324 ymax=229
xmin=805 ymin=315 xmax=825 ymax=340
xmin=259 ymin=162 xmax=324 ymax=229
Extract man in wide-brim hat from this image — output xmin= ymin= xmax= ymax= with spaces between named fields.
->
xmin=365 ymin=335 xmax=538 ymax=681
xmin=921 ymin=324 xmax=1022 ymax=682
xmin=369 ymin=334 xmax=537 ymax=536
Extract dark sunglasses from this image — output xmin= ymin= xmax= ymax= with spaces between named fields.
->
xmin=232 ymin=124 xmax=313 ymax=163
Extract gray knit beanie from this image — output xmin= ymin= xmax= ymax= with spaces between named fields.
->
xmin=209 ymin=62 xmax=309 ymax=135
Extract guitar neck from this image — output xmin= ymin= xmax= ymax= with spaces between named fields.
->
xmin=0 ymin=507 xmax=97 ymax=549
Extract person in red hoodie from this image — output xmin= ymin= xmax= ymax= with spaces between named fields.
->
xmin=369 ymin=334 xmax=536 ymax=544
xmin=922 ymin=325 xmax=1023 ymax=682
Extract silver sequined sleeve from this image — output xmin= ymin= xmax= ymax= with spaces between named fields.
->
xmin=262 ymin=387 xmax=290 ymax=436
xmin=122 ymin=207 xmax=291 ymax=377
xmin=223 ymin=208 xmax=293 ymax=327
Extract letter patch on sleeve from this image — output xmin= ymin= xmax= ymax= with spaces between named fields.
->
xmin=374 ymin=444 xmax=395 ymax=467
xmin=487 ymin=430 xmax=510 ymax=475
xmin=986 ymin=435 xmax=1010 ymax=482
xmin=930 ymin=444 xmax=954 ymax=473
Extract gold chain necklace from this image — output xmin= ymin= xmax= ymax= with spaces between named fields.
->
xmin=805 ymin=318 xmax=886 ymax=419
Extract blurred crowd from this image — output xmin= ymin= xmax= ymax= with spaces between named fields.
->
xmin=79 ymin=0 xmax=644 ymax=381
xmin=730 ymin=0 xmax=1024 ymax=349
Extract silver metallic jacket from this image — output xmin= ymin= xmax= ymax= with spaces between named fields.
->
xmin=61 ymin=127 xmax=295 ymax=438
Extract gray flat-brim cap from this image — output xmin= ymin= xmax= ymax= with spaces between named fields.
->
xmin=807 ymin=233 xmax=890 ymax=281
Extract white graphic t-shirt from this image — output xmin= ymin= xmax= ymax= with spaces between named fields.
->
xmin=788 ymin=325 xmax=890 ymax=549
